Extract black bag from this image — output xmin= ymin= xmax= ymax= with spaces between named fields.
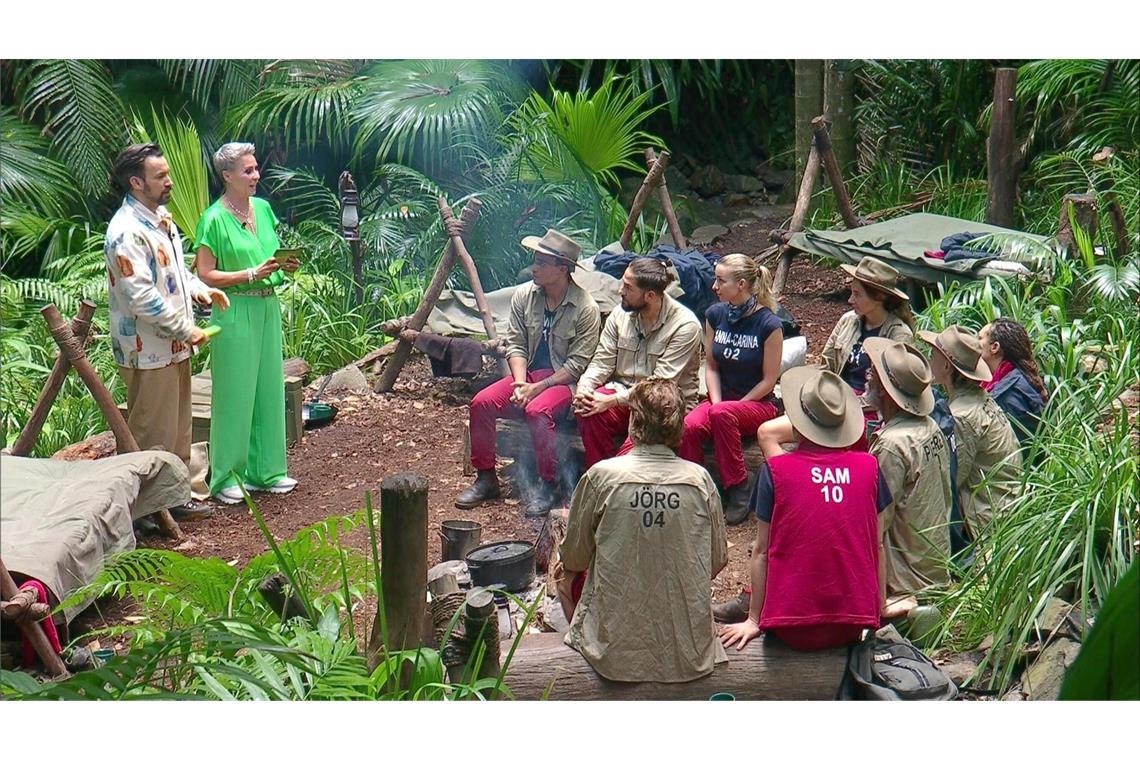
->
xmin=839 ymin=625 xmax=958 ymax=701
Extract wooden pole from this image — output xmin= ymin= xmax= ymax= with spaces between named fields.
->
xmin=0 ymin=558 xmax=68 ymax=677
xmin=461 ymin=587 xmax=501 ymax=694
xmin=794 ymin=60 xmax=825 ymax=202
xmin=366 ymin=472 xmax=429 ymax=672
xmin=811 ymin=116 xmax=862 ymax=230
xmin=40 ymin=305 xmax=182 ymax=540
xmin=502 ymin=631 xmax=847 ymax=700
xmin=986 ymin=67 xmax=1019 ymax=228
xmin=10 ymin=300 xmax=97 ymax=457
xmin=619 ymin=154 xmax=670 ymax=250
xmin=646 ymin=148 xmax=686 ymax=248
xmin=773 ymin=142 xmax=822 ymax=296
xmin=375 ymin=199 xmax=481 ymax=393
xmin=438 ymin=198 xmax=507 ymax=376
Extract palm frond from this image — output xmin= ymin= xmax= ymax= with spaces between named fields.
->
xmin=159 ymin=60 xmax=264 ymax=112
xmin=0 ymin=106 xmax=77 ymax=216
xmin=15 ymin=60 xmax=127 ymax=197
xmin=129 ymin=108 xmax=210 ymax=240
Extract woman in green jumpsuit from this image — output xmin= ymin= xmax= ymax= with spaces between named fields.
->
xmin=194 ymin=142 xmax=300 ymax=504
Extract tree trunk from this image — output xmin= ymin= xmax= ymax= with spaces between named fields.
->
xmin=366 ymin=472 xmax=429 ymax=672
xmin=794 ymin=60 xmax=825 ymax=205
xmin=501 ymin=632 xmax=847 ymax=700
xmin=986 ymin=67 xmax=1019 ymax=228
xmin=823 ymin=60 xmax=856 ymax=173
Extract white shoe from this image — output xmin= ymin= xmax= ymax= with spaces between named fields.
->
xmin=215 ymin=486 xmax=246 ymax=505
xmin=244 ymin=477 xmax=298 ymax=494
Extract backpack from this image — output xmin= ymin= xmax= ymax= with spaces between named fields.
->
xmin=839 ymin=625 xmax=959 ymax=701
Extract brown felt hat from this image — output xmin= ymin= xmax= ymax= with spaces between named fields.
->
xmin=840 ymin=257 xmax=909 ymax=301
xmin=918 ymin=325 xmax=993 ymax=382
xmin=864 ymin=337 xmax=936 ymax=416
xmin=782 ymin=366 xmax=866 ymax=448
xmin=521 ymin=229 xmax=582 ymax=269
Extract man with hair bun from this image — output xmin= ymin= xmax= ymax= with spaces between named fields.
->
xmin=573 ymin=256 xmax=702 ymax=468
xmin=559 ymin=378 xmax=728 ymax=682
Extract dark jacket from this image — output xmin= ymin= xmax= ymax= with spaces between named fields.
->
xmin=990 ymin=367 xmax=1047 ymax=445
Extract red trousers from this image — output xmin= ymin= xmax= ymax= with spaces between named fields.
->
xmin=679 ymin=398 xmax=779 ymax=489
xmin=469 ymin=369 xmax=572 ymax=482
xmin=575 ymin=387 xmax=636 ymax=469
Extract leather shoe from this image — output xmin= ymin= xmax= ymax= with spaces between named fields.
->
xmin=524 ymin=480 xmax=562 ymax=517
xmin=723 ymin=483 xmax=752 ymax=526
xmin=455 ymin=469 xmax=500 ymax=509
xmin=713 ymin=590 xmax=751 ymax=624
xmin=170 ymin=502 xmax=214 ymax=522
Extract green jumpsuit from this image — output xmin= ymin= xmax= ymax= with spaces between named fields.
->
xmin=195 ymin=197 xmax=289 ymax=495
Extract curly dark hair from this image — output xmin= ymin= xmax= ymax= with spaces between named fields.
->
xmin=988 ymin=317 xmax=1049 ymax=402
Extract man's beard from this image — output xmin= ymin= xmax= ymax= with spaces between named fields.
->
xmin=620 ymin=297 xmax=644 ymax=313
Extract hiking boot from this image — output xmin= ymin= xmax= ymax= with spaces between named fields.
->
xmin=170 ymin=502 xmax=214 ymax=522
xmin=713 ymin=590 xmax=752 ymax=624
xmin=525 ymin=480 xmax=562 ymax=518
xmin=723 ymin=483 xmax=752 ymax=526
xmin=455 ymin=469 xmax=500 ymax=509
xmin=133 ymin=515 xmax=161 ymax=536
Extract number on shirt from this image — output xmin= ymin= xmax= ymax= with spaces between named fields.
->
xmin=820 ymin=485 xmax=845 ymax=503
xmin=722 ymin=346 xmax=740 ymax=361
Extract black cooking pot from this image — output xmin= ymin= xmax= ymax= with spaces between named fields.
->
xmin=464 ymin=541 xmax=535 ymax=593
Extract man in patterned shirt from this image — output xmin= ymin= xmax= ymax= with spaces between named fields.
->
xmin=105 ymin=143 xmax=229 ymax=522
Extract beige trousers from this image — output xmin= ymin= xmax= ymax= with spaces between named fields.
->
xmin=118 ymin=358 xmax=192 ymax=465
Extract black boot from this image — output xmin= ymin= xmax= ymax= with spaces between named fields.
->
xmin=525 ymin=479 xmax=562 ymax=517
xmin=723 ymin=483 xmax=752 ymax=526
xmin=455 ymin=469 xmax=501 ymax=509
xmin=713 ymin=590 xmax=752 ymax=624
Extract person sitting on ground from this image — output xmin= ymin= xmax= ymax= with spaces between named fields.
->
xmin=717 ymin=257 xmax=915 ymax=623
xmin=678 ymin=254 xmax=783 ymax=525
xmin=559 ymin=378 xmax=728 ymax=683
xmin=863 ymin=337 xmax=953 ymax=609
xmin=919 ymin=325 xmax=1022 ymax=542
xmin=455 ymin=230 xmax=601 ymax=516
xmin=978 ymin=317 xmax=1049 ymax=446
xmin=572 ymin=257 xmax=702 ymax=468
xmin=754 ymin=257 xmax=915 ymax=456
xmin=719 ymin=367 xmax=888 ymax=653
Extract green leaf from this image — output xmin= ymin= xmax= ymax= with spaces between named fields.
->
xmin=1061 ymin=561 xmax=1140 ymax=700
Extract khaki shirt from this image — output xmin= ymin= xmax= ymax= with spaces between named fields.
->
xmin=871 ymin=412 xmax=953 ymax=596
xmin=821 ymin=310 xmax=914 ymax=375
xmin=504 ymin=279 xmax=601 ymax=382
xmin=950 ymin=385 xmax=1023 ymax=537
xmin=576 ymin=294 xmax=702 ymax=410
xmin=560 ymin=444 xmax=729 ymax=683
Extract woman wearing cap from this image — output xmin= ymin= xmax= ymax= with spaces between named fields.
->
xmin=719 ymin=367 xmax=889 ymax=652
xmin=862 ymin=338 xmax=954 ymax=604
xmin=978 ymin=318 xmax=1049 ymax=445
xmin=678 ymin=254 xmax=783 ymax=525
xmin=919 ymin=326 xmax=1022 ymax=540
xmin=455 ymin=230 xmax=601 ymax=516
xmin=194 ymin=142 xmax=300 ymax=504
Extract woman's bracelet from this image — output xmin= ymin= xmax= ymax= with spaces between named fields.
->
xmin=247 ymin=267 xmax=255 ymax=283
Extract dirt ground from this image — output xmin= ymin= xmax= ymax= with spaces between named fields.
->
xmin=72 ymin=220 xmax=851 ymax=642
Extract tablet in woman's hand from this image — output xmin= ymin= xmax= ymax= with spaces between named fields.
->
xmin=275 ymin=247 xmax=302 ymax=262
xmin=203 ymin=325 xmax=222 ymax=338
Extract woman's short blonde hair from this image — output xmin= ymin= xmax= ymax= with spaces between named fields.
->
xmin=717 ymin=253 xmax=777 ymax=311
xmin=628 ymin=378 xmax=685 ymax=448
xmin=212 ymin=142 xmax=256 ymax=178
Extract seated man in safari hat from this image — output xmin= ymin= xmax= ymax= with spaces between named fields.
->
xmin=455 ymin=230 xmax=601 ymax=516
xmin=720 ymin=366 xmax=889 ymax=653
xmin=918 ymin=325 xmax=1022 ymax=542
xmin=862 ymin=338 xmax=953 ymax=610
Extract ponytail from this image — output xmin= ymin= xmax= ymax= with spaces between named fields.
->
xmin=718 ymin=253 xmax=778 ymax=312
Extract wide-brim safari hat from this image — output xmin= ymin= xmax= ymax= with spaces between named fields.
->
xmin=864 ymin=337 xmax=936 ymax=416
xmin=521 ymin=229 xmax=582 ymax=269
xmin=918 ymin=325 xmax=993 ymax=382
xmin=782 ymin=366 xmax=866 ymax=448
xmin=840 ymin=257 xmax=909 ymax=301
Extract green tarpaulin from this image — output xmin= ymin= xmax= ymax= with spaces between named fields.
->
xmin=788 ymin=213 xmax=1047 ymax=287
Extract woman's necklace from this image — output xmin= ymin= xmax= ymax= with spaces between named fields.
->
xmin=223 ymin=196 xmax=256 ymax=233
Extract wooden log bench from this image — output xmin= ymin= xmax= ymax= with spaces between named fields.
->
xmin=501 ymin=631 xmax=848 ymax=700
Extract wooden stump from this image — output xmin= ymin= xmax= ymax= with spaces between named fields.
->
xmin=366 ymin=472 xmax=429 ymax=671
xmin=502 ymin=632 xmax=847 ymax=700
